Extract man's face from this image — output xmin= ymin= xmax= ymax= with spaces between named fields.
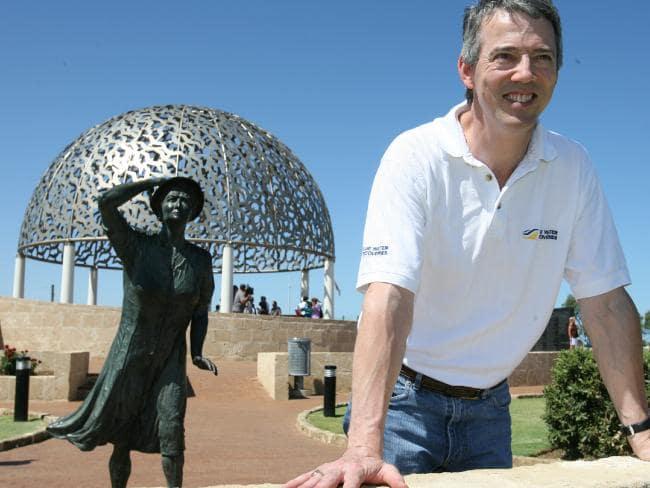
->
xmin=161 ymin=189 xmax=194 ymax=223
xmin=460 ymin=9 xmax=558 ymax=132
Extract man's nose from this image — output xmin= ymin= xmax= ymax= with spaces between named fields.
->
xmin=511 ymin=55 xmax=534 ymax=82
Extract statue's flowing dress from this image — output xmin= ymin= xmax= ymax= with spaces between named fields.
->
xmin=48 ymin=215 xmax=213 ymax=454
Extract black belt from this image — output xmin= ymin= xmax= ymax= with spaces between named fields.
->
xmin=400 ymin=364 xmax=505 ymax=400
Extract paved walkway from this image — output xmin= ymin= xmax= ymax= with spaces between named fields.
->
xmin=0 ymin=360 xmax=545 ymax=487
xmin=0 ymin=360 xmax=346 ymax=487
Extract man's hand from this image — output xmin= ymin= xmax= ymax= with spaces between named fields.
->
xmin=284 ymin=447 xmax=406 ymax=488
xmin=192 ymin=356 xmax=218 ymax=375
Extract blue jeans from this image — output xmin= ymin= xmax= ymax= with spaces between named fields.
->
xmin=343 ymin=372 xmax=512 ymax=474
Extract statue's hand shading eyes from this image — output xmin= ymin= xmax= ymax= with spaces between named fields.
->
xmin=192 ymin=356 xmax=218 ymax=376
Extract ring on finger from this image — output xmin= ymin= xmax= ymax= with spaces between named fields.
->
xmin=311 ymin=468 xmax=324 ymax=477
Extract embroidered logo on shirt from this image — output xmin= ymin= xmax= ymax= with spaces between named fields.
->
xmin=362 ymin=245 xmax=389 ymax=256
xmin=523 ymin=228 xmax=558 ymax=240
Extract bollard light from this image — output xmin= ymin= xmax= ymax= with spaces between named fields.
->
xmin=14 ymin=356 xmax=31 ymax=422
xmin=323 ymin=364 xmax=337 ymax=417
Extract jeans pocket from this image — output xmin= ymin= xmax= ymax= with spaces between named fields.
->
xmin=488 ymin=383 xmax=512 ymax=410
xmin=389 ymin=375 xmax=412 ymax=404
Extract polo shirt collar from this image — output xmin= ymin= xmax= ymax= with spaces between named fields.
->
xmin=438 ymin=101 xmax=559 ymax=166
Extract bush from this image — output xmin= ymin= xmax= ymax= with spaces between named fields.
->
xmin=543 ymin=348 xmax=650 ymax=459
xmin=0 ymin=345 xmax=41 ymax=376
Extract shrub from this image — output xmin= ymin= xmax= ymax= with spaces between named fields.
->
xmin=0 ymin=345 xmax=41 ymax=376
xmin=543 ymin=347 xmax=650 ymax=459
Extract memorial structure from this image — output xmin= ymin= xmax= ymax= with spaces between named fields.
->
xmin=13 ymin=105 xmax=336 ymax=317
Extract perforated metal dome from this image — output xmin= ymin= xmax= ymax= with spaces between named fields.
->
xmin=18 ymin=105 xmax=335 ymax=272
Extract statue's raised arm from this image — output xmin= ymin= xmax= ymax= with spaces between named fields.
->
xmin=97 ymin=177 xmax=168 ymax=230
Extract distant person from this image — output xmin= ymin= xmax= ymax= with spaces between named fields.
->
xmin=271 ymin=300 xmax=282 ymax=316
xmin=568 ymin=316 xmax=579 ymax=349
xmin=243 ymin=285 xmax=256 ymax=314
xmin=296 ymin=296 xmax=312 ymax=318
xmin=258 ymin=296 xmax=270 ymax=315
xmin=232 ymin=284 xmax=247 ymax=313
xmin=311 ymin=297 xmax=323 ymax=319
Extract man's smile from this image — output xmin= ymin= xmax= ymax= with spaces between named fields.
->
xmin=503 ymin=92 xmax=535 ymax=103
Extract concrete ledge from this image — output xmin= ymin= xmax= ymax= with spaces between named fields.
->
xmin=257 ymin=351 xmax=559 ymax=400
xmin=199 ymin=457 xmax=650 ymax=487
xmin=257 ymin=352 xmax=352 ymax=400
xmin=0 ymin=350 xmax=89 ymax=401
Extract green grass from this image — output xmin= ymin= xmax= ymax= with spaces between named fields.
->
xmin=307 ymin=405 xmax=347 ymax=435
xmin=306 ymin=397 xmax=551 ymax=457
xmin=510 ymin=397 xmax=551 ymax=456
xmin=0 ymin=413 xmax=47 ymax=440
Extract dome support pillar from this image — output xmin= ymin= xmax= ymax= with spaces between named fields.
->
xmin=60 ymin=242 xmax=75 ymax=304
xmin=323 ymin=258 xmax=335 ymax=319
xmin=13 ymin=253 xmax=25 ymax=298
xmin=300 ymin=270 xmax=309 ymax=300
xmin=220 ymin=243 xmax=233 ymax=313
xmin=87 ymin=266 xmax=98 ymax=305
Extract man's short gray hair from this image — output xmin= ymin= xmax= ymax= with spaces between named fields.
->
xmin=461 ymin=0 xmax=563 ymax=104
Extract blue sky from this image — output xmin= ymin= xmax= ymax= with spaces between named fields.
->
xmin=1 ymin=1 xmax=648 ymax=320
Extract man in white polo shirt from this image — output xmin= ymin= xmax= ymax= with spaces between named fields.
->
xmin=286 ymin=1 xmax=649 ymax=487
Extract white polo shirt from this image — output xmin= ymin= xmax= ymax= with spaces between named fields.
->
xmin=357 ymin=102 xmax=630 ymax=388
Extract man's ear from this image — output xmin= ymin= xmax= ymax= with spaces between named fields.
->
xmin=458 ymin=56 xmax=475 ymax=90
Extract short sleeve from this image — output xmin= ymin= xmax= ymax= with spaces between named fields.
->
xmin=564 ymin=155 xmax=630 ymax=299
xmin=356 ymin=134 xmax=429 ymax=294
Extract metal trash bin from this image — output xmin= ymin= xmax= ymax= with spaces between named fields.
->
xmin=288 ymin=337 xmax=311 ymax=376
xmin=288 ymin=338 xmax=311 ymax=397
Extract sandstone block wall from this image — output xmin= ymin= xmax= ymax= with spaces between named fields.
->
xmin=0 ymin=297 xmax=357 ymax=361
xmin=508 ymin=351 xmax=560 ymax=387
xmin=0 ymin=297 xmax=121 ymax=357
xmin=205 ymin=314 xmax=356 ymax=361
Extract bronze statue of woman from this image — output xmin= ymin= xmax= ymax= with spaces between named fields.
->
xmin=48 ymin=176 xmax=217 ymax=488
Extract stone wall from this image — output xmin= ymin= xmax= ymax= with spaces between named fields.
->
xmin=508 ymin=351 xmax=560 ymax=387
xmin=0 ymin=296 xmax=356 ymax=361
xmin=0 ymin=297 xmax=121 ymax=357
xmin=202 ymin=313 xmax=356 ymax=360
